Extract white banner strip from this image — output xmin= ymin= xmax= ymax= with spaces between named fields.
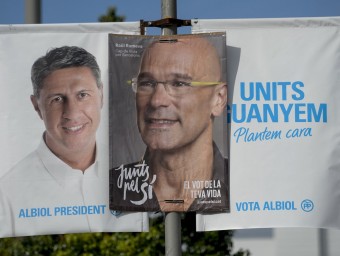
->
xmin=193 ymin=16 xmax=340 ymax=231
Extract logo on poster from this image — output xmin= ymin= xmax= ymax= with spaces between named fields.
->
xmin=301 ymin=199 xmax=314 ymax=212
xmin=116 ymin=161 xmax=156 ymax=206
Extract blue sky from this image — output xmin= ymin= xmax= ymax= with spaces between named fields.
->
xmin=1 ymin=0 xmax=340 ymax=26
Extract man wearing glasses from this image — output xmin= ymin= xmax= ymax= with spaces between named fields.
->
xmin=110 ymin=36 xmax=229 ymax=212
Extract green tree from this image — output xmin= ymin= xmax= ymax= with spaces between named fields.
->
xmin=98 ymin=6 xmax=125 ymax=22
xmin=0 ymin=214 xmax=250 ymax=255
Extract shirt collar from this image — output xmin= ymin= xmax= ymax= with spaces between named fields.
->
xmin=36 ymin=136 xmax=99 ymax=186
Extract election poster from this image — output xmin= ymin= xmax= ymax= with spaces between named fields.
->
xmin=108 ymin=33 xmax=230 ymax=213
xmin=0 ymin=22 xmax=148 ymax=238
xmin=192 ymin=17 xmax=340 ymax=231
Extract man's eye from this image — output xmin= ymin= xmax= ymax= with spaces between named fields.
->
xmin=138 ymin=81 xmax=155 ymax=87
xmin=171 ymin=81 xmax=191 ymax=87
xmin=79 ymin=92 xmax=89 ymax=98
xmin=52 ymin=96 xmax=63 ymax=103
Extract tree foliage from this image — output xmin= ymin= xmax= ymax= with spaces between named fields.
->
xmin=98 ymin=6 xmax=125 ymax=22
xmin=0 ymin=214 xmax=249 ymax=255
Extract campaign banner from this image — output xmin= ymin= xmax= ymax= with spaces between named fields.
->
xmin=0 ymin=22 xmax=149 ymax=238
xmin=108 ymin=33 xmax=230 ymax=213
xmin=193 ymin=17 xmax=340 ymax=231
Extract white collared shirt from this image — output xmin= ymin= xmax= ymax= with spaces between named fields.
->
xmin=0 ymin=137 xmax=147 ymax=237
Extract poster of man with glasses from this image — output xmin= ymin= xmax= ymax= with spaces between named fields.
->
xmin=108 ymin=33 xmax=229 ymax=212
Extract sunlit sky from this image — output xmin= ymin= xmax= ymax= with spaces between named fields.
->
xmin=1 ymin=0 xmax=340 ymax=25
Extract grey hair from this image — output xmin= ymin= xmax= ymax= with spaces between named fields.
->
xmin=31 ymin=46 xmax=102 ymax=97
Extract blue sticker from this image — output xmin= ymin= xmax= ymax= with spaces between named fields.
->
xmin=301 ymin=199 xmax=314 ymax=212
xmin=110 ymin=210 xmax=122 ymax=216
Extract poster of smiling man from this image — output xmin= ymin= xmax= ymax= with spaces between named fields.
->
xmin=109 ymin=33 xmax=230 ymax=213
xmin=0 ymin=23 xmax=148 ymax=238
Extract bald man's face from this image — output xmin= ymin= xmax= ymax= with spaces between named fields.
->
xmin=136 ymin=39 xmax=226 ymax=152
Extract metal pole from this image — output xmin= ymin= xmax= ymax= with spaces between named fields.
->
xmin=318 ymin=229 xmax=328 ymax=256
xmin=161 ymin=0 xmax=181 ymax=255
xmin=161 ymin=0 xmax=177 ymax=35
xmin=25 ymin=0 xmax=41 ymax=24
xmin=165 ymin=212 xmax=181 ymax=255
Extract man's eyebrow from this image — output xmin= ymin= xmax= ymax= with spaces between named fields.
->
xmin=78 ymin=89 xmax=94 ymax=93
xmin=46 ymin=93 xmax=64 ymax=99
xmin=137 ymin=72 xmax=153 ymax=80
xmin=45 ymin=89 xmax=93 ymax=98
xmin=170 ymin=73 xmax=192 ymax=81
xmin=137 ymin=72 xmax=192 ymax=81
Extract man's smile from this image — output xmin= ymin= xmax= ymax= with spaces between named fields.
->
xmin=62 ymin=123 xmax=87 ymax=133
xmin=145 ymin=118 xmax=178 ymax=128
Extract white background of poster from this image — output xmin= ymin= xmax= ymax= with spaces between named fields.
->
xmin=193 ymin=17 xmax=340 ymax=231
xmin=0 ymin=22 xmax=148 ymax=236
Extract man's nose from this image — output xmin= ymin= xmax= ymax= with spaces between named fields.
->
xmin=62 ymin=99 xmax=81 ymax=119
xmin=149 ymin=82 xmax=172 ymax=108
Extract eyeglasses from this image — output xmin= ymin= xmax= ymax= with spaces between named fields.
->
xmin=130 ymin=78 xmax=221 ymax=96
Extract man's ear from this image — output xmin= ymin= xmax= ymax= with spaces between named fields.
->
xmin=212 ymin=83 xmax=227 ymax=117
xmin=30 ymin=95 xmax=43 ymax=120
